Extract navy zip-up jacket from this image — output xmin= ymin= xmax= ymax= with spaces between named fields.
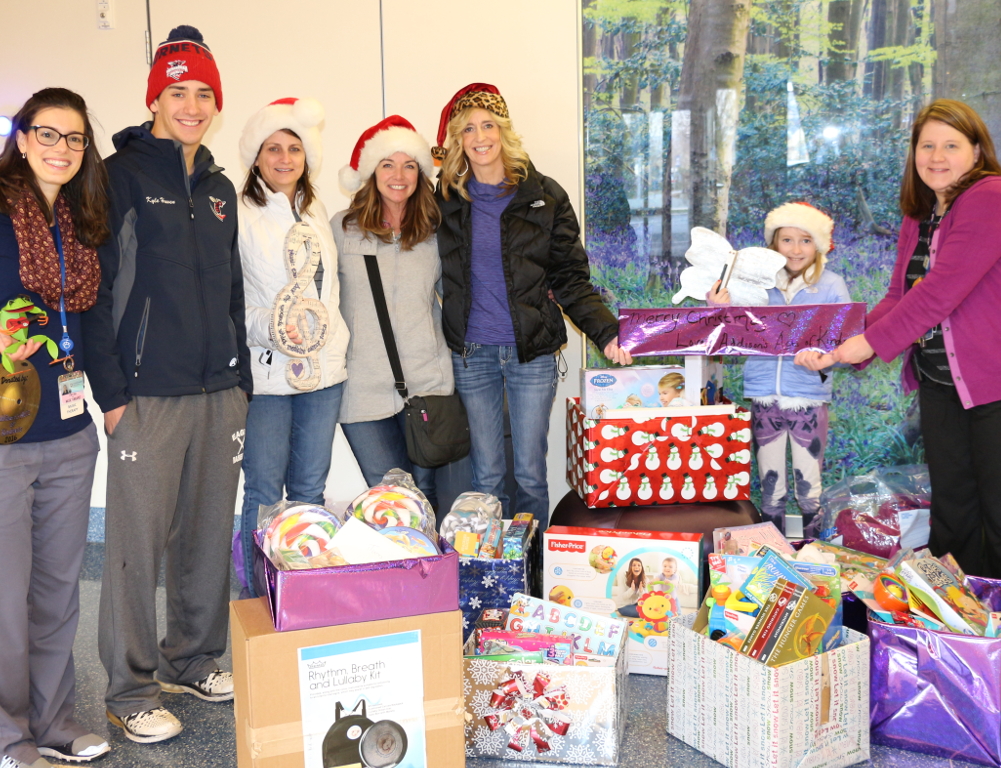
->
xmin=83 ymin=123 xmax=252 ymax=413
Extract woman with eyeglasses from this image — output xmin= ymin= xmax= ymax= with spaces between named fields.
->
xmin=0 ymin=88 xmax=111 ymax=768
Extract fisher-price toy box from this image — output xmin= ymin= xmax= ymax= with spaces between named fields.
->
xmin=543 ymin=526 xmax=703 ymax=676
xmin=580 ymin=358 xmax=723 ymax=420
xmin=566 ymin=397 xmax=751 ymax=508
xmin=667 ymin=612 xmax=870 ymax=768
xmin=462 ymin=603 xmax=629 ymax=764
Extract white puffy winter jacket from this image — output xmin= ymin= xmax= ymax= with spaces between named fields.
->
xmin=238 ymin=188 xmax=349 ymax=396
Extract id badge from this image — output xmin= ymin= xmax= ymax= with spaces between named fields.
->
xmin=57 ymin=370 xmax=85 ymax=420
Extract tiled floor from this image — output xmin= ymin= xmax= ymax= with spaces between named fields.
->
xmin=63 ymin=513 xmax=984 ymax=768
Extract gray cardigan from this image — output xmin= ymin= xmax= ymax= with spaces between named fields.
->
xmin=331 ymin=210 xmax=454 ymax=423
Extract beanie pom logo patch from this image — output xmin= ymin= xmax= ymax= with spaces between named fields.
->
xmin=166 ymin=60 xmax=189 ymax=81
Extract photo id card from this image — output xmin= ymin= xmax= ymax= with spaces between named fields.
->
xmin=57 ymin=370 xmax=85 ymax=420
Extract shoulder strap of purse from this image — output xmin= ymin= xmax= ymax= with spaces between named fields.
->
xmin=363 ymin=254 xmax=409 ymax=401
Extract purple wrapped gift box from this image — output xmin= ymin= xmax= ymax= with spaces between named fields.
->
xmin=252 ymin=535 xmax=459 ymax=632
xmin=870 ymin=575 xmax=1001 ymax=766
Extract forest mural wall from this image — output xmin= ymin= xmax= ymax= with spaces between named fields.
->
xmin=582 ymin=0 xmax=1001 ymax=497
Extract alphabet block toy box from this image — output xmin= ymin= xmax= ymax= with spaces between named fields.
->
xmin=543 ymin=526 xmax=702 ymax=676
xmin=566 ymin=397 xmax=751 ymax=507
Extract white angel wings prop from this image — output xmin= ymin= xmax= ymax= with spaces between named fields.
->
xmin=671 ymin=227 xmax=788 ymax=306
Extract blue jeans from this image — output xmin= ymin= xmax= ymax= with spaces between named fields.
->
xmin=452 ymin=344 xmax=557 ymax=527
xmin=341 ymin=411 xmax=438 ymax=510
xmin=240 ymin=383 xmax=342 ymax=597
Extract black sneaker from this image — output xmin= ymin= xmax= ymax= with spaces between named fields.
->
xmin=38 ymin=734 xmax=110 ymax=763
xmin=157 ymin=670 xmax=234 ymax=702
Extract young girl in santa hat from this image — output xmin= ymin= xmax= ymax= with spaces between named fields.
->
xmin=709 ymin=203 xmax=850 ymax=536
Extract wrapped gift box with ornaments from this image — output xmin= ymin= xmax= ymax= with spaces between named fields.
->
xmin=462 ymin=630 xmax=629 ymax=764
xmin=566 ymin=398 xmax=751 ymax=508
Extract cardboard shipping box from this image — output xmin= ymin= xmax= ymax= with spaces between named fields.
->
xmin=667 ymin=612 xmax=870 ymax=768
xmin=231 ymin=598 xmax=465 ymax=768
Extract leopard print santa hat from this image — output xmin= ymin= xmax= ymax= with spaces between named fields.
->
xmin=431 ymin=83 xmax=509 ymax=161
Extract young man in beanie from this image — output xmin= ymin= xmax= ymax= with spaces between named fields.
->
xmin=82 ymin=25 xmax=251 ymax=743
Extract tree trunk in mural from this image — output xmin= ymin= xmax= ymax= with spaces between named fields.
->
xmin=933 ymin=0 xmax=1001 ymax=140
xmin=825 ymin=0 xmax=867 ymax=83
xmin=677 ymin=0 xmax=751 ymax=236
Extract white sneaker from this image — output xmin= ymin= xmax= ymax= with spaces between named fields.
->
xmin=107 ymin=707 xmax=182 ymax=743
xmin=158 ymin=670 xmax=234 ymax=702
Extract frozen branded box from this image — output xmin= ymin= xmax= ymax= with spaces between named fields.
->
xmin=580 ymin=358 xmax=722 ymax=420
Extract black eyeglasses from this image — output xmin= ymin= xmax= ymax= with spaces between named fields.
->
xmin=26 ymin=126 xmax=90 ymax=151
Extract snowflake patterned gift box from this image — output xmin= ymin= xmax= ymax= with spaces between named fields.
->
xmin=566 ymin=397 xmax=751 ymax=508
xmin=667 ymin=612 xmax=870 ymax=768
xmin=462 ymin=629 xmax=629 ymax=764
xmin=459 ymin=523 xmax=540 ymax=642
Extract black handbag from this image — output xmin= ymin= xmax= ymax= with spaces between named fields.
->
xmin=364 ymin=254 xmax=470 ymax=468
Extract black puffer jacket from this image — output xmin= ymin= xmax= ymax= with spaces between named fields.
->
xmin=436 ymin=164 xmax=618 ymax=363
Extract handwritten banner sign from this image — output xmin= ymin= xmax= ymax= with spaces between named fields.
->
xmin=618 ymin=303 xmax=867 ymax=357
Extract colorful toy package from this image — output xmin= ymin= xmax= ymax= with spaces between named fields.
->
xmin=713 ymin=521 xmax=794 ymax=557
xmin=898 ymin=558 xmax=989 ymax=636
xmin=737 ymin=578 xmax=838 ymax=667
xmin=699 ymin=546 xmax=843 ymax=661
xmin=542 ymin=526 xmax=702 ymax=675
xmin=506 ymin=593 xmax=625 ymax=665
xmin=566 ymin=398 xmax=752 ymax=508
xmin=477 ymin=630 xmax=574 ymax=664
xmin=738 ymin=552 xmax=812 ymax=608
xmin=580 ymin=358 xmax=723 ymax=419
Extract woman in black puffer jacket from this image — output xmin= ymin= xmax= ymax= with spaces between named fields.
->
xmin=433 ymin=83 xmax=631 ymax=527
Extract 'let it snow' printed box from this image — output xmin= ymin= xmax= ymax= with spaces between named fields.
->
xmin=667 ymin=612 xmax=870 ymax=768
xmin=566 ymin=397 xmax=751 ymax=507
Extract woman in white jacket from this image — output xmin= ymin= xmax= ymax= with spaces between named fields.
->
xmin=237 ymin=98 xmax=349 ymax=595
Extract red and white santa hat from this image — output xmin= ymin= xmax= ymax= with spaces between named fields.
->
xmin=146 ymin=25 xmax=223 ymax=111
xmin=239 ymin=97 xmax=325 ymax=171
xmin=432 ymin=82 xmax=509 ymax=160
xmin=339 ymin=115 xmax=434 ymax=193
xmin=763 ymin=202 xmax=835 ymax=257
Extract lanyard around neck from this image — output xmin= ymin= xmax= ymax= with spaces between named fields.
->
xmin=51 ymin=222 xmax=75 ymax=362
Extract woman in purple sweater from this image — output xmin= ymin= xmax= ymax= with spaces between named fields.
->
xmin=433 ymin=84 xmax=631 ymax=528
xmin=835 ymin=99 xmax=1001 ymax=577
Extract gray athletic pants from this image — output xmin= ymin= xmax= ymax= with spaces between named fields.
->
xmin=99 ymin=388 xmax=247 ymax=717
xmin=0 ymin=424 xmax=99 ymax=765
